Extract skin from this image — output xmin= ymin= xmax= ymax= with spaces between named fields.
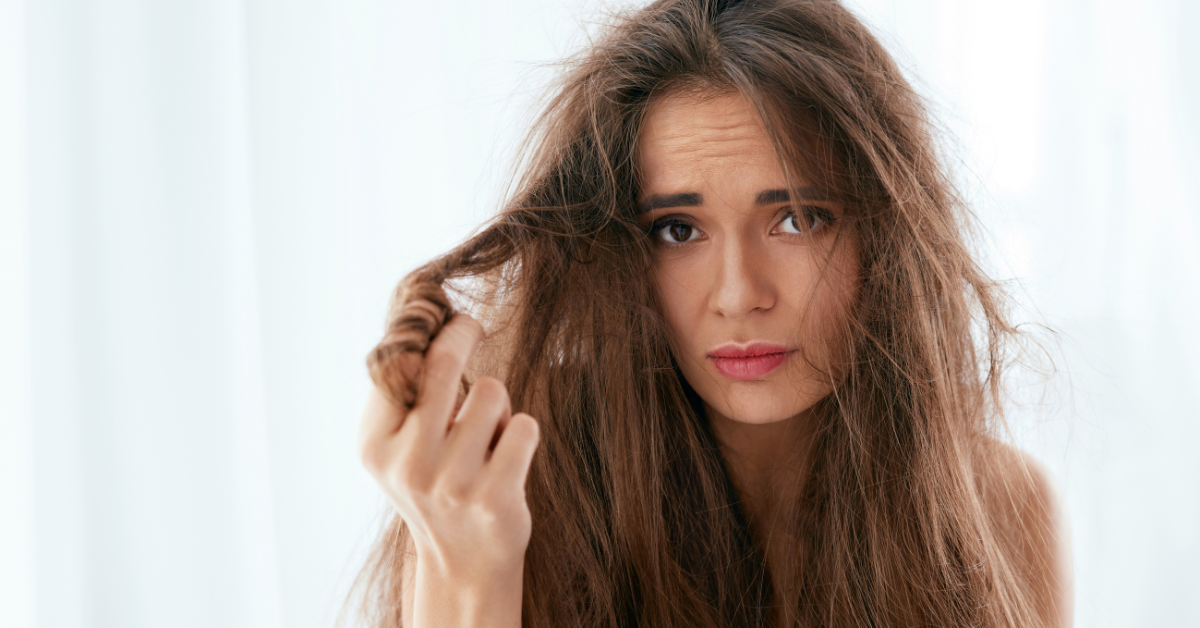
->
xmin=636 ymin=89 xmax=857 ymax=512
xmin=635 ymin=89 xmax=858 ymax=594
xmin=636 ymin=89 xmax=1071 ymax=627
xmin=359 ymin=317 xmax=538 ymax=628
xmin=357 ymin=89 xmax=1071 ymax=628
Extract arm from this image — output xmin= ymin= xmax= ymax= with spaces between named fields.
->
xmin=410 ymin=555 xmax=524 ymax=628
xmin=1014 ymin=452 xmax=1073 ymax=628
xmin=360 ymin=314 xmax=539 ymax=628
xmin=982 ymin=442 xmax=1073 ymax=628
xmin=391 ymin=534 xmax=525 ymax=628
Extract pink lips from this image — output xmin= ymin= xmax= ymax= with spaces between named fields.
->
xmin=707 ymin=342 xmax=793 ymax=380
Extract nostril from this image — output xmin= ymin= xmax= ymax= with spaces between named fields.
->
xmin=710 ymin=251 xmax=775 ymax=318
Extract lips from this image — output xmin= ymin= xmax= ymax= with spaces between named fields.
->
xmin=707 ymin=342 xmax=793 ymax=380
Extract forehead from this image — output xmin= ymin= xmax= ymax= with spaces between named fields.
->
xmin=637 ymin=90 xmax=788 ymax=191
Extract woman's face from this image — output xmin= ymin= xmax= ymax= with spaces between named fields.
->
xmin=637 ymin=90 xmax=859 ymax=426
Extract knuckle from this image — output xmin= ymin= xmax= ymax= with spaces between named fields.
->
xmin=394 ymin=462 xmax=432 ymax=495
xmin=476 ymin=488 xmax=529 ymax=528
xmin=421 ymin=317 xmax=484 ymax=379
xmin=436 ymin=481 xmax=472 ymax=507
xmin=472 ymin=494 xmax=508 ymax=523
xmin=358 ymin=440 xmax=385 ymax=474
xmin=423 ymin=342 xmax=460 ymax=375
xmin=452 ymin=313 xmax=484 ymax=340
xmin=509 ymin=413 xmax=540 ymax=443
xmin=471 ymin=377 xmax=509 ymax=405
xmin=437 ymin=316 xmax=483 ymax=351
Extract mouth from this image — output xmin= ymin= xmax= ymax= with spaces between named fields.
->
xmin=706 ymin=342 xmax=794 ymax=380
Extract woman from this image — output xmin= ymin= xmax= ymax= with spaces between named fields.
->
xmin=354 ymin=0 xmax=1070 ymax=626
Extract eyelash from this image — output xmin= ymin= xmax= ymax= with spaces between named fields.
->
xmin=647 ymin=206 xmax=837 ymax=246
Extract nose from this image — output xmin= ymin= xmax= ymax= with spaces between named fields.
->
xmin=708 ymin=235 xmax=776 ymax=319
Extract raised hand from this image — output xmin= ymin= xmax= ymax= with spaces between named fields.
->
xmin=359 ymin=313 xmax=539 ymax=628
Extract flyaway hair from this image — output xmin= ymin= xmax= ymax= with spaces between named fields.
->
xmin=350 ymin=0 xmax=1052 ymax=626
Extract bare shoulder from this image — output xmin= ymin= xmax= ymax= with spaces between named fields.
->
xmin=974 ymin=438 xmax=1073 ymax=627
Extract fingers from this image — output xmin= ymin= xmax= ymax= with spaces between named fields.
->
xmin=412 ymin=314 xmax=484 ymax=440
xmin=360 ymin=310 xmax=539 ymax=519
xmin=446 ymin=377 xmax=511 ymax=460
xmin=486 ymin=413 xmax=540 ymax=491
xmin=360 ymin=313 xmax=481 ymax=477
xmin=358 ymin=385 xmax=405 ymax=475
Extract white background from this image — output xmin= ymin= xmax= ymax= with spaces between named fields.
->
xmin=0 ymin=0 xmax=1196 ymax=626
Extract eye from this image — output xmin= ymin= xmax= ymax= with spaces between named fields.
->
xmin=776 ymin=206 xmax=835 ymax=235
xmin=650 ymin=218 xmax=702 ymax=244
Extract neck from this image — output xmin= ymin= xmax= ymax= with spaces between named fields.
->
xmin=705 ymin=403 xmax=816 ymax=532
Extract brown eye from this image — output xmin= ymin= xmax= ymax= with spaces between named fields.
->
xmin=781 ymin=212 xmax=812 ymax=234
xmin=778 ymin=206 xmax=834 ymax=235
xmin=651 ymin=219 xmax=700 ymax=244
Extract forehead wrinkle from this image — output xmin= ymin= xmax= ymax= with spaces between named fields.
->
xmin=639 ymin=92 xmax=789 ymax=200
xmin=655 ymin=149 xmax=780 ymax=198
xmin=643 ymin=114 xmax=772 ymax=166
xmin=647 ymin=132 xmax=776 ymax=185
xmin=649 ymin=117 xmax=766 ymax=154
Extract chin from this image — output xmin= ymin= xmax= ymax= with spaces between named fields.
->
xmin=706 ymin=387 xmax=818 ymax=425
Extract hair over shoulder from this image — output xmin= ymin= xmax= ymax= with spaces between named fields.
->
xmin=353 ymin=1 xmax=1048 ymax=626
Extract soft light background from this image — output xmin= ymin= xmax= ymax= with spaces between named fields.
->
xmin=0 ymin=0 xmax=1196 ymax=626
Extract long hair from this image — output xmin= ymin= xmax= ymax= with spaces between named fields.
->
xmin=352 ymin=0 xmax=1044 ymax=626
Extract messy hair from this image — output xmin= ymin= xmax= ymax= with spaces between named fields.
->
xmin=353 ymin=0 xmax=1045 ymax=626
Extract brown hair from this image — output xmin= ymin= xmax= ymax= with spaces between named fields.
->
xmin=352 ymin=0 xmax=1047 ymax=626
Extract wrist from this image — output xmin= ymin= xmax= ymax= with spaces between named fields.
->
xmin=414 ymin=543 xmax=526 ymax=585
xmin=414 ymin=555 xmax=524 ymax=628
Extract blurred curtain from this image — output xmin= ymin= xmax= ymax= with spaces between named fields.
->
xmin=0 ymin=1 xmax=1196 ymax=627
xmin=0 ymin=0 xmax=577 ymax=626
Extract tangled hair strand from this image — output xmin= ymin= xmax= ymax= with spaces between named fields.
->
xmin=349 ymin=1 xmax=1052 ymax=626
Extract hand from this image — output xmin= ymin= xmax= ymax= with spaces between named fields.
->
xmin=359 ymin=313 xmax=541 ymax=581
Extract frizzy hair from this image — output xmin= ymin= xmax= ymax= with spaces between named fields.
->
xmin=349 ymin=0 xmax=1049 ymax=627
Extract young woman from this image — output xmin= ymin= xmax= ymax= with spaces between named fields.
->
xmin=353 ymin=1 xmax=1070 ymax=626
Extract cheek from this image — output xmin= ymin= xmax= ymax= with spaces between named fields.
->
xmin=652 ymin=258 xmax=706 ymax=342
xmin=797 ymin=243 xmax=860 ymax=370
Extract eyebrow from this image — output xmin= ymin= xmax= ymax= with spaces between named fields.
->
xmin=637 ymin=192 xmax=702 ymax=214
xmin=637 ymin=187 xmax=830 ymax=214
